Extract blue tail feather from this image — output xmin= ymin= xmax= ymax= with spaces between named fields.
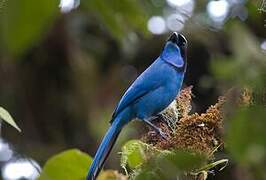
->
xmin=87 ymin=118 xmax=124 ymax=180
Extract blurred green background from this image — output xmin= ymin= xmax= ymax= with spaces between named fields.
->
xmin=0 ymin=0 xmax=265 ymax=179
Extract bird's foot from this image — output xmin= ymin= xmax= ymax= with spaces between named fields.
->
xmin=158 ymin=129 xmax=168 ymax=140
xmin=156 ymin=114 xmax=177 ymax=132
xmin=208 ymin=170 xmax=216 ymax=176
xmin=143 ymin=119 xmax=168 ymax=140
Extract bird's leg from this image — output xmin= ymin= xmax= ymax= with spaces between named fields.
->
xmin=156 ymin=114 xmax=177 ymax=132
xmin=143 ymin=119 xmax=168 ymax=140
xmin=147 ymin=115 xmax=170 ymax=128
xmin=156 ymin=114 xmax=168 ymax=124
xmin=146 ymin=116 xmax=157 ymax=121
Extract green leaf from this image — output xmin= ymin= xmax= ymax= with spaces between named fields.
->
xmin=39 ymin=149 xmax=92 ymax=180
xmin=135 ymin=170 xmax=161 ymax=180
xmin=0 ymin=106 xmax=21 ymax=132
xmin=161 ymin=151 xmax=206 ymax=171
xmin=134 ymin=150 xmax=206 ymax=180
xmin=121 ymin=139 xmax=206 ymax=179
xmin=121 ymin=140 xmax=146 ymax=170
xmin=0 ymin=0 xmax=58 ymax=55
xmin=195 ymin=159 xmax=229 ymax=173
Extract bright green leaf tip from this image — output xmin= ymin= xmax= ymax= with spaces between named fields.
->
xmin=0 ymin=106 xmax=21 ymax=132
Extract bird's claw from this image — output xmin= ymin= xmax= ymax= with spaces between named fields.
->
xmin=208 ymin=170 xmax=215 ymax=176
xmin=143 ymin=118 xmax=168 ymax=140
xmin=157 ymin=114 xmax=176 ymax=132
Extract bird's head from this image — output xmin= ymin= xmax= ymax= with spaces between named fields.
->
xmin=160 ymin=32 xmax=187 ymax=70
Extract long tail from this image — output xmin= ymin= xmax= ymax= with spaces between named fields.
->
xmin=87 ymin=117 xmax=125 ymax=180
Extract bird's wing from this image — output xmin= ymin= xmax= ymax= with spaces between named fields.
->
xmin=111 ymin=83 xmax=159 ymax=122
xmin=110 ymin=64 xmax=162 ymax=122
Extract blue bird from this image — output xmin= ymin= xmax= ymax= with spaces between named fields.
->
xmin=87 ymin=32 xmax=187 ymax=180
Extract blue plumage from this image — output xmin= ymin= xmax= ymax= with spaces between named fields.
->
xmin=87 ymin=32 xmax=187 ymax=180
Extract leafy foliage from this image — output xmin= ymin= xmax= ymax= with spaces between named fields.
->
xmin=211 ymin=22 xmax=266 ymax=179
xmin=83 ymin=0 xmax=149 ymax=41
xmin=211 ymin=23 xmax=266 ymax=90
xmin=120 ymin=140 xmax=215 ymax=179
xmin=121 ymin=140 xmax=147 ymax=171
xmin=0 ymin=0 xmax=58 ymax=55
xmin=227 ymin=106 xmax=266 ymax=165
xmin=130 ymin=148 xmax=206 ymax=179
xmin=0 ymin=0 xmax=150 ymax=55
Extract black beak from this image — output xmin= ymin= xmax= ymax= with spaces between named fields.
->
xmin=167 ymin=32 xmax=187 ymax=47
